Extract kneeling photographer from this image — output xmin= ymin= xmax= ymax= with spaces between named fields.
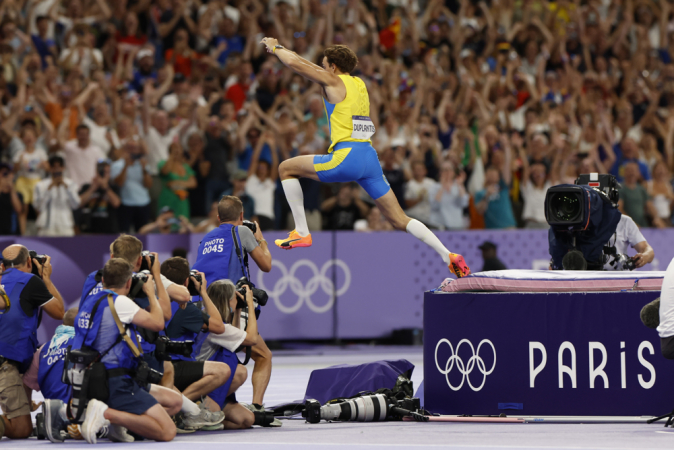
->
xmin=192 ymin=195 xmax=278 ymax=424
xmin=43 ymin=259 xmax=182 ymax=444
xmin=159 ymin=257 xmax=235 ymax=429
xmin=546 ymin=173 xmax=654 ymax=271
xmin=189 ymin=280 xmax=265 ymax=429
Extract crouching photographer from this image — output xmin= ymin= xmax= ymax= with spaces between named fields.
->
xmin=43 ymin=259 xmax=182 ymax=444
xmin=192 ymin=195 xmax=277 ymax=422
xmin=190 ymin=281 xmax=272 ymax=429
xmin=0 ymin=245 xmax=65 ymax=440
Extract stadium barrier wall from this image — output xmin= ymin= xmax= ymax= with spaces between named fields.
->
xmin=1 ymin=228 xmax=671 ymax=343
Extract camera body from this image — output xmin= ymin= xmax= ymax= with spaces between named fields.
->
xmin=128 ymin=271 xmax=150 ymax=299
xmin=546 ymin=174 xmax=624 ymax=271
xmin=28 ymin=250 xmax=48 ymax=278
xmin=139 ymin=251 xmax=155 ymax=272
xmin=154 ymin=335 xmax=194 ymax=361
xmin=242 ymin=220 xmax=257 ymax=234
xmin=134 ymin=360 xmax=163 ymax=386
xmin=235 ymin=276 xmax=268 ymax=308
xmin=187 ymin=269 xmax=202 ymax=296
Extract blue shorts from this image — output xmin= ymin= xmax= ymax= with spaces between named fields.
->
xmin=313 ymin=142 xmax=390 ymax=200
xmin=106 ymin=376 xmax=158 ymax=415
xmin=207 ymin=350 xmax=239 ymax=409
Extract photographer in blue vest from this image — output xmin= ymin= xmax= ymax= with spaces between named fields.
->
xmin=191 ymin=195 xmax=277 ymax=422
xmin=43 ymin=258 xmax=185 ymax=444
xmin=159 ymin=258 xmax=232 ymax=407
xmin=0 ymin=244 xmax=65 ymax=440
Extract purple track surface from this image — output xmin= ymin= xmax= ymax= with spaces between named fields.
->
xmin=3 ymin=346 xmax=674 ymax=449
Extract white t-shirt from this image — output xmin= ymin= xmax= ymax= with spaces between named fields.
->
xmin=58 ymin=48 xmax=103 ymax=78
xmin=245 ymin=174 xmax=275 ymax=219
xmin=142 ymin=125 xmax=182 ymax=176
xmin=658 ymin=256 xmax=674 ymax=338
xmin=603 ymin=215 xmax=646 ymax=270
xmin=521 ymin=180 xmax=550 ymax=224
xmin=13 ymin=148 xmax=48 ymax=179
xmin=62 ymin=139 xmax=106 ymax=189
xmin=404 ymin=177 xmax=438 ymax=225
xmin=114 ymin=295 xmax=142 ymax=324
xmin=83 ymin=117 xmax=112 ymax=155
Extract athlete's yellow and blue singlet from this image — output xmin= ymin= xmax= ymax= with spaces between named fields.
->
xmin=313 ymin=74 xmax=391 ymax=200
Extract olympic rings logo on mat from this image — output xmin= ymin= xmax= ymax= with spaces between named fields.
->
xmin=435 ymin=339 xmax=496 ymax=391
xmin=256 ymin=259 xmax=351 ymax=314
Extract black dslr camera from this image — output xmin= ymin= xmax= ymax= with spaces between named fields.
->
xmin=187 ymin=270 xmax=202 ymax=296
xmin=134 ymin=360 xmax=163 ymax=386
xmin=242 ymin=220 xmax=257 ymax=234
xmin=128 ymin=271 xmax=150 ymax=299
xmin=28 ymin=250 xmax=48 ymax=278
xmin=235 ymin=277 xmax=268 ymax=308
xmin=154 ymin=336 xmax=194 ymax=361
xmin=139 ymin=251 xmax=155 ymax=272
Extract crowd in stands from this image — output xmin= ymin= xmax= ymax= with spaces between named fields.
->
xmin=1 ymin=0 xmax=674 ymax=236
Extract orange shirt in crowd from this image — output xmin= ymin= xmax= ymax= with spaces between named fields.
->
xmin=44 ymin=103 xmax=79 ymax=139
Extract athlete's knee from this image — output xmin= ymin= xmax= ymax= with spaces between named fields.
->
xmin=279 ymin=160 xmax=293 ymax=179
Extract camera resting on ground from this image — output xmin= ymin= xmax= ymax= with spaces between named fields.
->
xmin=302 ymin=393 xmax=427 ymax=423
xmin=546 ymin=173 xmax=634 ymax=271
xmin=235 ymin=277 xmax=268 ymax=308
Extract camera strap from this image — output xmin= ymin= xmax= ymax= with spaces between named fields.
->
xmin=231 ymin=226 xmax=250 ymax=279
xmin=235 ymin=344 xmax=252 ymax=366
xmin=107 ymin=295 xmax=143 ymax=358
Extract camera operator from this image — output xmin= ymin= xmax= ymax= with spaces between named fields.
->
xmin=43 ymin=259 xmax=183 ymax=444
xmin=0 ymin=244 xmax=65 ymax=439
xmin=603 ymin=214 xmax=655 ymax=270
xmin=192 ymin=195 xmax=277 ymax=422
xmin=159 ymin=258 xmax=235 ymax=418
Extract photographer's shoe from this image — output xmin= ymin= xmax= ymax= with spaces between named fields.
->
xmin=182 ymin=404 xmax=224 ymax=430
xmin=275 ymin=230 xmax=312 ymax=250
xmin=448 ymin=253 xmax=470 ymax=278
xmin=81 ymin=399 xmax=110 ymax=444
xmin=44 ymin=399 xmax=67 ymax=443
xmin=109 ymin=424 xmax=134 ymax=442
xmin=245 ymin=403 xmax=282 ymax=427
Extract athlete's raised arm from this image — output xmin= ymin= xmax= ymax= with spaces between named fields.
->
xmin=260 ymin=37 xmax=341 ymax=88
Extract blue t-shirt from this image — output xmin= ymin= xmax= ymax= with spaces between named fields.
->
xmin=110 ymin=159 xmax=151 ymax=206
xmin=237 ymin=143 xmax=272 ymax=171
xmin=31 ymin=34 xmax=55 ymax=68
xmin=130 ymin=70 xmax=157 ymax=94
xmin=213 ymin=35 xmax=245 ymax=66
xmin=474 ymin=180 xmax=517 ymax=229
xmin=610 ymin=143 xmax=651 ymax=182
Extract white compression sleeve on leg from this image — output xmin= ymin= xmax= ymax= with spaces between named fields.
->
xmin=181 ymin=395 xmax=200 ymax=415
xmin=282 ymin=178 xmax=309 ymax=236
xmin=406 ymin=219 xmax=450 ymax=265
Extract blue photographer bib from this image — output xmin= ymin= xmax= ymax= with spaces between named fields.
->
xmin=192 ymin=224 xmax=246 ymax=287
xmin=38 ymin=331 xmax=74 ymax=403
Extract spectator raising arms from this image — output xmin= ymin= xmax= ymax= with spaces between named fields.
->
xmin=158 ymin=142 xmax=197 ymax=219
xmin=245 ymin=131 xmax=278 ymax=231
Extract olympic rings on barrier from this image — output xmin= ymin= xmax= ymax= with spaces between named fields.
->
xmin=434 ymin=339 xmax=496 ymax=391
xmin=256 ymin=259 xmax=351 ymax=314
